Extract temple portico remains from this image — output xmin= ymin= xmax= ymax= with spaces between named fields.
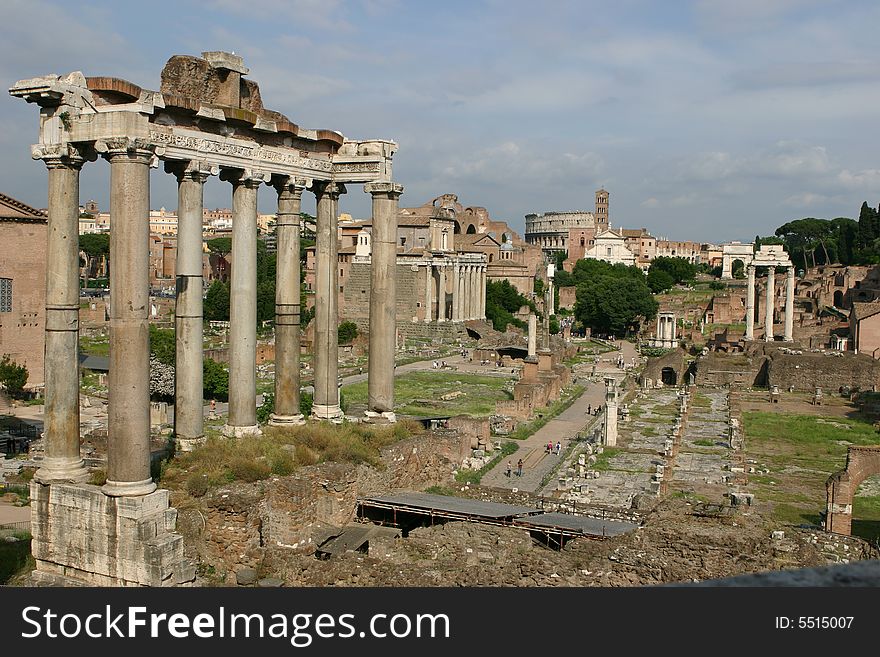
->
xmin=10 ymin=51 xmax=401 ymax=585
xmin=743 ymin=245 xmax=795 ymax=342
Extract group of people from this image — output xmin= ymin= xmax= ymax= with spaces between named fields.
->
xmin=431 ymin=360 xmax=447 ymax=369
xmin=506 ymin=459 xmax=524 ymax=478
xmin=545 ymin=440 xmax=562 ymax=455
xmin=587 ymin=403 xmax=602 ymax=417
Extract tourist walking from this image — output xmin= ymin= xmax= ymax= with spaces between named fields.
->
xmin=516 ymin=459 xmax=523 ymax=477
xmin=505 ymin=461 xmax=512 ymax=478
xmin=555 ymin=441 xmax=561 ymax=455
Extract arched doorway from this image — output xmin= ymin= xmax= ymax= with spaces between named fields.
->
xmin=833 ymin=290 xmax=844 ymax=307
xmin=660 ymin=367 xmax=677 ymax=386
xmin=466 ymin=224 xmax=476 ymax=234
xmin=731 ymin=259 xmax=745 ymax=279
xmin=852 ymin=474 xmax=880 ymax=544
xmin=826 ymin=446 xmax=880 ymax=536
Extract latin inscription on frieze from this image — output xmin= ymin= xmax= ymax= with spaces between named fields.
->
xmin=149 ymin=130 xmax=332 ymax=171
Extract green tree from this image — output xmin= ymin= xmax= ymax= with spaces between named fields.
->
xmin=534 ymin=277 xmax=545 ymax=297
xmin=858 ymin=202 xmax=879 ymax=251
xmin=79 ymin=233 xmax=110 ymax=289
xmin=832 ymin=217 xmax=858 ymax=265
xmin=204 ymin=280 xmax=230 ymax=321
xmin=0 ymin=354 xmax=28 ymax=398
xmin=203 ymin=358 xmax=229 ymax=401
xmin=338 ymin=321 xmax=359 ymax=345
xmin=149 ymin=325 xmax=176 ymax=366
xmin=646 ymin=268 xmax=675 ymax=294
xmin=549 ymin=315 xmax=560 ymax=335
xmin=648 ymin=256 xmax=696 ymax=285
xmin=574 ymin=276 xmax=657 ymax=336
xmin=485 ymin=279 xmax=533 ymax=331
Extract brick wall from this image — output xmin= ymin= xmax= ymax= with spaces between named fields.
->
xmin=0 ymin=220 xmax=46 ymax=387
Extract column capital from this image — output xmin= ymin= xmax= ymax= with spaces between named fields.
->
xmin=314 ymin=180 xmax=347 ymax=199
xmin=164 ymin=159 xmax=218 ymax=183
xmin=219 ymin=167 xmax=270 ymax=188
xmin=33 ymin=143 xmax=94 ymax=169
xmin=272 ymin=175 xmax=310 ymax=199
xmin=364 ymin=181 xmax=404 ymax=198
xmin=95 ymin=137 xmax=161 ymax=164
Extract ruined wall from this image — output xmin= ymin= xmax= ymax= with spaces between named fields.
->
xmin=826 ymin=446 xmax=880 ymax=536
xmin=693 ymin=352 xmax=765 ymax=387
xmin=641 ymin=349 xmax=689 ymax=387
xmin=178 ymin=430 xmax=470 ymax=576
xmin=767 ymin=352 xmax=880 ymax=392
xmin=343 ymin=261 xmax=423 ymax=323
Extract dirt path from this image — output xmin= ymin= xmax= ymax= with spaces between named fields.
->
xmin=480 ymin=341 xmax=638 ymax=492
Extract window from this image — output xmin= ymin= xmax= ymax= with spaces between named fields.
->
xmin=0 ymin=278 xmax=11 ymax=313
xmin=400 ymin=237 xmax=406 ymax=246
xmin=607 ymin=247 xmax=612 ymax=256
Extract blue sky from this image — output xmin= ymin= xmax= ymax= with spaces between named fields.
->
xmin=2 ymin=0 xmax=880 ymax=241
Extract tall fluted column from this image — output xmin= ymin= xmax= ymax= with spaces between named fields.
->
xmin=100 ymin=140 xmax=156 ymax=497
xmin=312 ymin=182 xmax=345 ymax=420
xmin=365 ymin=182 xmax=403 ymax=422
xmin=35 ymin=149 xmax=89 ymax=484
xmin=528 ymin=313 xmax=537 ymax=357
xmin=222 ymin=170 xmax=264 ymax=437
xmin=270 ymin=177 xmax=308 ymax=426
xmin=480 ymin=266 xmax=487 ymax=319
xmin=765 ymin=266 xmax=775 ymax=342
xmin=424 ymin=263 xmax=433 ymax=321
xmin=745 ymin=265 xmax=755 ymax=340
xmin=168 ymin=161 xmax=212 ymax=450
xmin=784 ymin=266 xmax=795 ymax=342
xmin=450 ymin=263 xmax=459 ymax=321
xmin=469 ymin=265 xmax=477 ymax=319
xmin=437 ymin=265 xmax=447 ymax=321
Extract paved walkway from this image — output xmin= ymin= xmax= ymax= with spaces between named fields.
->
xmin=480 ymin=341 xmax=638 ymax=493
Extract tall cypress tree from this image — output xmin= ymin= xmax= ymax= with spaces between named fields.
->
xmin=858 ymin=201 xmax=878 ymax=250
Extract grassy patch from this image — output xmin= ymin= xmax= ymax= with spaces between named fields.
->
xmin=80 ymin=335 xmax=109 ymax=356
xmin=591 ymin=447 xmax=622 ymax=471
xmin=342 ymin=371 xmax=512 ymax=418
xmin=852 ymin=495 xmax=880 ymax=544
xmin=692 ymin=439 xmax=715 ymax=447
xmin=160 ymin=420 xmax=423 ymax=493
xmin=771 ymin=503 xmax=822 ymax=527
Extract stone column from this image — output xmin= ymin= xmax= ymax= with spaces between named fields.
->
xmin=100 ymin=139 xmax=156 ymax=497
xmin=451 ymin=262 xmax=460 ymax=321
xmin=784 ymin=266 xmax=795 ymax=342
xmin=168 ymin=161 xmax=212 ymax=450
xmin=603 ymin=377 xmax=618 ymax=447
xmin=671 ymin=315 xmax=677 ymax=342
xmin=35 ymin=149 xmax=89 ymax=484
xmin=745 ymin=265 xmax=755 ymax=340
xmin=528 ymin=313 xmax=537 ymax=357
xmin=548 ymin=279 xmax=555 ymax=316
xmin=437 ymin=264 xmax=447 ymax=321
xmin=543 ymin=288 xmax=551 ymax=349
xmin=470 ymin=265 xmax=478 ymax=319
xmin=312 ymin=182 xmax=346 ymax=420
xmin=480 ymin=266 xmax=487 ymax=319
xmin=424 ymin=263 xmax=433 ymax=322
xmin=765 ymin=266 xmax=775 ymax=342
xmin=365 ymin=182 xmax=403 ymax=423
xmin=270 ymin=177 xmax=308 ymax=426
xmin=460 ymin=265 xmax=468 ymax=320
xmin=222 ymin=170 xmax=265 ymax=437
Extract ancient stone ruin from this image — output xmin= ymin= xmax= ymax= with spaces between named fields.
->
xmin=10 ymin=51 xmax=402 ymax=585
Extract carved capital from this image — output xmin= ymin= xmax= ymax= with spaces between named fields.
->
xmin=313 ymin=180 xmax=346 ymax=200
xmin=95 ymin=137 xmax=161 ymax=165
xmin=272 ymin=175 xmax=311 ymax=199
xmin=219 ymin=167 xmax=271 ymax=188
xmin=164 ymin=159 xmax=218 ymax=183
xmin=34 ymin=143 xmax=93 ymax=169
xmin=364 ymin=181 xmax=404 ymax=198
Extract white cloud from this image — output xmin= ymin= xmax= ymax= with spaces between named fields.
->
xmin=837 ymin=169 xmax=880 ymax=191
xmin=641 ymin=197 xmax=660 ymax=208
xmin=783 ymin=192 xmax=827 ymax=207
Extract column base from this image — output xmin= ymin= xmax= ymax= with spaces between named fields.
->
xmin=268 ymin=413 xmax=306 ymax=426
xmin=222 ymin=423 xmax=263 ymax=438
xmin=363 ymin=410 xmax=396 ymax=424
xmin=311 ymin=404 xmax=344 ymax=422
xmin=33 ymin=457 xmax=90 ymax=485
xmin=102 ymin=477 xmax=158 ymax=498
xmin=175 ymin=435 xmax=206 ymax=452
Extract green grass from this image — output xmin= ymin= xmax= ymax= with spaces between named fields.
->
xmin=852 ymin=495 xmax=880 ymax=544
xmin=80 ymin=335 xmax=110 ymax=356
xmin=743 ymin=412 xmax=879 ymax=449
xmin=160 ymin=420 xmax=423 ymax=495
xmin=455 ymin=441 xmax=519 ymax=485
xmin=591 ymin=447 xmax=622 ymax=471
xmin=342 ymin=371 xmax=512 ymax=418
xmin=692 ymin=439 xmax=715 ymax=447
xmin=771 ymin=503 xmax=822 ymax=527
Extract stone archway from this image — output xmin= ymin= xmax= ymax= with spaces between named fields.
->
xmin=466 ymin=223 xmax=476 ymax=234
xmin=721 ymin=243 xmax=755 ymax=279
xmin=660 ymin=367 xmax=677 ymax=386
xmin=833 ymin=290 xmax=844 ymax=307
xmin=825 ymin=446 xmax=880 ymax=535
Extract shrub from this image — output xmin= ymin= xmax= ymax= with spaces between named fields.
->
xmin=338 ymin=321 xmax=358 ymax=345
xmin=185 ymin=474 xmax=209 ymax=497
xmin=228 ymin=457 xmax=271 ymax=483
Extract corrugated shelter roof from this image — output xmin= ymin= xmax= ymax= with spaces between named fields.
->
xmin=520 ymin=512 xmax=638 ymax=537
xmin=852 ymin=301 xmax=880 ymax=322
xmin=362 ymin=492 xmax=541 ymax=519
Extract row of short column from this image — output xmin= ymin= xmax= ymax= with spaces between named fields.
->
xmin=423 ymin=262 xmax=486 ymax=322
xmin=35 ymin=139 xmax=402 ymax=496
xmin=744 ymin=264 xmax=794 ymax=342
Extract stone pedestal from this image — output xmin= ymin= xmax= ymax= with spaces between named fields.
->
xmin=522 ymin=357 xmax=539 ymax=382
xmin=538 ymin=350 xmax=553 ymax=372
xmin=30 ymin=481 xmax=195 ymax=587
